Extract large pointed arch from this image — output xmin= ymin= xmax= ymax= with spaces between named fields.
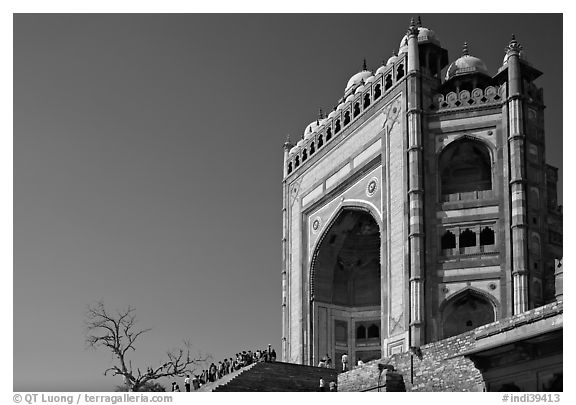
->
xmin=308 ymin=205 xmax=383 ymax=367
xmin=439 ymin=287 xmax=498 ymax=339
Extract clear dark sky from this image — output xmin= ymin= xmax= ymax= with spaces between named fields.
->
xmin=13 ymin=13 xmax=562 ymax=391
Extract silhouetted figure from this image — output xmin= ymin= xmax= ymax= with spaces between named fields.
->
xmin=341 ymin=354 xmax=349 ymax=372
xmin=325 ymin=354 xmax=332 ymax=368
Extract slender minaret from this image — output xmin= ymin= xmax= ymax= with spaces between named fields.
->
xmin=281 ymin=135 xmax=293 ymax=361
xmin=505 ymin=35 xmax=529 ymax=314
xmin=283 ymin=135 xmax=293 ymax=178
xmin=405 ymin=18 xmax=425 ymax=346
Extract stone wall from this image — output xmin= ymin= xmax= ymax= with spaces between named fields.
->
xmin=338 ymin=330 xmax=483 ymax=392
xmin=338 ymin=300 xmax=562 ymax=392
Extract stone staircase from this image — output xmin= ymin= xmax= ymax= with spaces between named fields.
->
xmin=197 ymin=361 xmax=339 ymax=392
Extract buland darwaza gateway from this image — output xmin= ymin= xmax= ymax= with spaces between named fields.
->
xmin=280 ymin=17 xmax=562 ymax=374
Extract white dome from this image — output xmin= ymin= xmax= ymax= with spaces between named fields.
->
xmin=303 ymin=119 xmax=325 ymax=138
xmin=345 ymin=70 xmax=372 ymax=92
xmin=445 ymin=55 xmax=488 ymax=80
xmin=375 ymin=64 xmax=388 ymax=75
xmin=346 ymin=94 xmax=355 ymax=103
xmin=398 ymin=26 xmax=439 ymax=54
xmin=355 ymin=84 xmax=366 ymax=94
xmin=296 ymin=139 xmax=304 ymax=148
xmin=386 ymin=54 xmax=398 ymax=65
xmin=328 ymin=110 xmax=337 ymax=119
xmin=289 ymin=145 xmax=299 ymax=155
xmin=364 ymin=75 xmax=376 ymax=84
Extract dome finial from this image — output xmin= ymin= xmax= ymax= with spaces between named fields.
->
xmin=284 ymin=134 xmax=293 ymax=148
xmin=462 ymin=42 xmax=469 ymax=56
xmin=506 ymin=33 xmax=523 ymax=54
xmin=407 ymin=17 xmax=419 ymax=36
xmin=417 ymin=15 xmax=422 ymax=27
xmin=362 ymin=58 xmax=367 ymax=71
xmin=318 ymin=108 xmax=324 ymax=119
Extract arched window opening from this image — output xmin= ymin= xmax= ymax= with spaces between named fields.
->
xmin=295 ymin=156 xmax=300 ymax=168
xmin=460 ymin=228 xmax=476 ymax=248
xmin=367 ymin=324 xmax=379 ymax=339
xmin=344 ymin=112 xmax=350 ymax=126
xmin=335 ymin=119 xmax=341 ymax=133
xmin=356 ymin=325 xmax=366 ymax=340
xmin=442 ymin=290 xmax=495 ymax=338
xmin=287 ymin=162 xmax=292 ymax=174
xmin=302 ymin=149 xmax=308 ymax=162
xmin=318 ymin=135 xmax=324 ymax=148
xmin=441 ymin=230 xmax=456 ymax=250
xmin=374 ymin=84 xmax=382 ymax=99
xmin=480 ymin=227 xmax=495 ymax=246
xmin=439 ymin=139 xmax=492 ymax=195
xmin=353 ymin=102 xmax=361 ymax=118
xmin=396 ymin=65 xmax=404 ymax=80
xmin=385 ymin=75 xmax=393 ymax=90
xmin=326 ymin=127 xmax=332 ymax=141
xmin=364 ymin=93 xmax=371 ymax=109
xmin=310 ymin=142 xmax=315 ymax=155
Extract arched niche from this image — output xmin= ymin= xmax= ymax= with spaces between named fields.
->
xmin=312 ymin=208 xmax=381 ymax=306
xmin=441 ymin=288 xmax=496 ymax=338
xmin=309 ymin=207 xmax=382 ymax=366
xmin=439 ymin=138 xmax=492 ymax=195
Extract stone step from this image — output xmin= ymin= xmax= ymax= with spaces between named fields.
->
xmin=200 ymin=361 xmax=339 ymax=392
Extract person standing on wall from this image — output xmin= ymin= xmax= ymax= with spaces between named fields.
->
xmin=341 ymin=354 xmax=348 ymax=372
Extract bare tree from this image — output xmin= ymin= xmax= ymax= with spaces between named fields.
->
xmin=85 ymin=301 xmax=208 ymax=392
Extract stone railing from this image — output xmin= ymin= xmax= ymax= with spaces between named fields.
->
xmin=430 ymin=85 xmax=506 ymax=111
xmin=285 ymin=55 xmax=407 ymax=177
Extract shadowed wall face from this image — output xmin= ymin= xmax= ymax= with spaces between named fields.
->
xmin=314 ymin=210 xmax=380 ymax=306
xmin=442 ymin=292 xmax=495 ymax=338
xmin=311 ymin=209 xmax=382 ymax=367
xmin=440 ymin=139 xmax=492 ymax=195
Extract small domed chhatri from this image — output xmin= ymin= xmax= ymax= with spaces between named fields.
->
xmin=345 ymin=59 xmax=372 ymax=92
xmin=398 ymin=17 xmax=440 ymax=54
xmin=445 ymin=42 xmax=489 ymax=81
xmin=303 ymin=119 xmax=325 ymax=139
xmin=303 ymin=110 xmax=327 ymax=140
xmin=375 ymin=51 xmax=397 ymax=75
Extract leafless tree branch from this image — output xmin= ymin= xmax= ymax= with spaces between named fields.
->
xmin=85 ymin=301 xmax=208 ymax=391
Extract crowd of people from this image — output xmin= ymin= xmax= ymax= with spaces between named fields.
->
xmin=172 ymin=344 xmax=277 ymax=391
xmin=168 ymin=347 xmax=347 ymax=392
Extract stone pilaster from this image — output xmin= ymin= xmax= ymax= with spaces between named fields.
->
xmin=506 ymin=36 xmax=529 ymax=314
xmin=406 ymin=19 xmax=425 ymax=346
xmin=281 ymin=138 xmax=293 ymax=361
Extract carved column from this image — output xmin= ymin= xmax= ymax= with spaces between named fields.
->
xmin=406 ymin=19 xmax=425 ymax=346
xmin=506 ymin=36 xmax=529 ymax=314
xmin=281 ymin=138 xmax=293 ymax=361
